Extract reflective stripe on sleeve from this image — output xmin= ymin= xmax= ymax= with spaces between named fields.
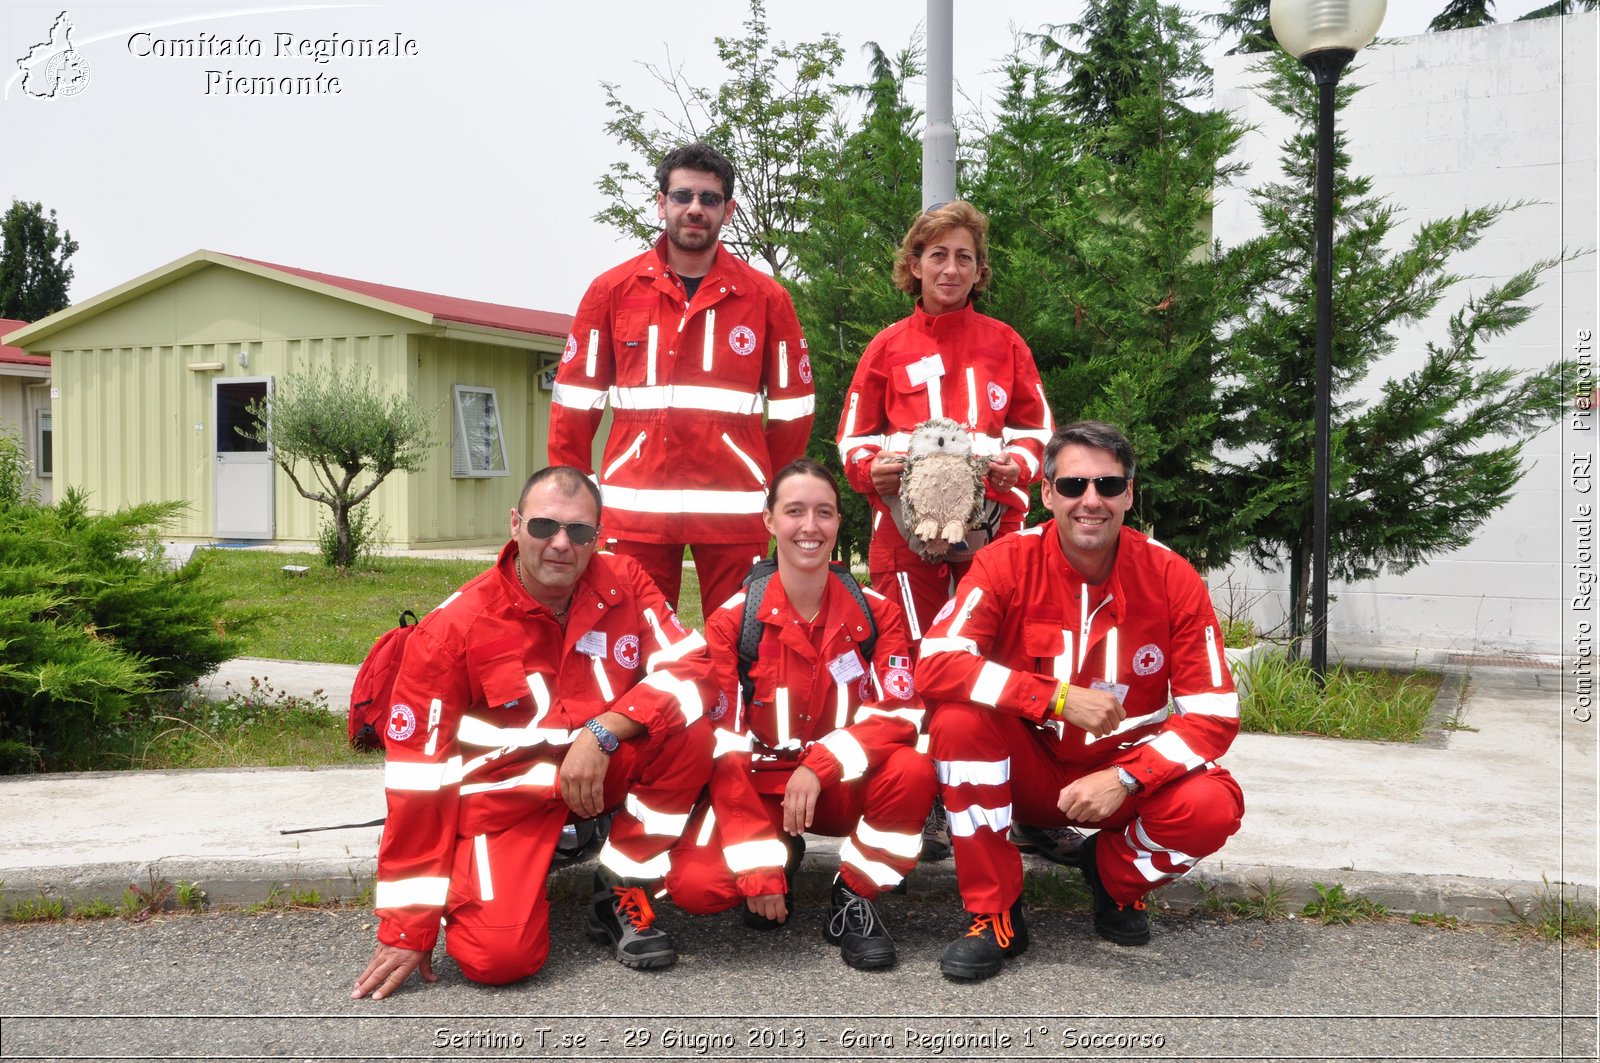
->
xmin=713 ymin=729 xmax=754 ymax=759
xmin=920 ymin=634 xmax=980 ymax=657
xmin=817 ymin=729 xmax=869 ymax=782
xmin=1148 ymin=731 xmax=1206 ymax=771
xmin=970 ymin=661 xmax=1009 ymax=707
xmin=457 ymin=715 xmax=571 ymax=750
xmin=639 ymin=669 xmax=705 ymax=725
xmin=1174 ymin=692 xmax=1239 ymax=718
xmin=374 ymin=876 xmax=449 ymax=909
xmin=585 ymin=328 xmax=599 ymax=377
xmin=766 ymin=394 xmax=816 ymax=422
xmin=552 ymin=382 xmax=607 ymax=410
xmin=855 ymin=705 xmax=925 ymax=731
xmin=723 ymin=837 xmax=790 ymax=874
xmin=947 ymin=588 xmax=984 ymax=637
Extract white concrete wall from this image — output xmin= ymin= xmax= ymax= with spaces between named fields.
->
xmin=1210 ymin=14 xmax=1597 ymax=657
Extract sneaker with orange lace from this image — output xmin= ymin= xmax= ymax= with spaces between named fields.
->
xmin=1080 ymin=830 xmax=1151 ymax=946
xmin=938 ymin=898 xmax=1029 ymax=980
xmin=586 ymin=869 xmax=677 ymax=969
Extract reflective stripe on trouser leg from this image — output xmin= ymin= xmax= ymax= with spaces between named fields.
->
xmin=1091 ymin=766 xmax=1246 ymax=906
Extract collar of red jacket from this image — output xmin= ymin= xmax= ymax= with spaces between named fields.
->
xmin=752 ymin=569 xmax=873 ymax=660
xmin=910 ymin=297 xmax=978 ymax=334
xmin=494 ymin=539 xmax=623 ymax=621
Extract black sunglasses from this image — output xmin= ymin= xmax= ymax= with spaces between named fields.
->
xmin=1052 ymin=475 xmax=1130 ymax=499
xmin=667 ymin=188 xmax=726 ymax=208
xmin=515 ymin=513 xmax=599 ymax=546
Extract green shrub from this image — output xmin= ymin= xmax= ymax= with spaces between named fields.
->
xmin=0 ymin=424 xmax=36 ymax=509
xmin=315 ymin=502 xmax=383 ymax=571
xmin=0 ymin=488 xmax=252 ymax=772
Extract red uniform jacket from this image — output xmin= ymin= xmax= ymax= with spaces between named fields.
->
xmin=703 ymin=575 xmax=923 ymax=897
xmin=373 ymin=544 xmax=713 ymax=950
xmin=549 ymin=236 xmax=814 ymax=544
xmin=917 ymin=524 xmax=1238 ymax=792
xmin=836 ymin=302 xmax=1053 ymax=521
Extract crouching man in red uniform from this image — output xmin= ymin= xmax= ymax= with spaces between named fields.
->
xmin=351 ymin=466 xmax=715 ymax=999
xmin=920 ymin=422 xmax=1245 ymax=980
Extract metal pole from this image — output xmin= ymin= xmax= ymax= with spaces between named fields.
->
xmin=923 ymin=0 xmax=956 ymax=209
xmin=1303 ymin=48 xmax=1353 ymax=681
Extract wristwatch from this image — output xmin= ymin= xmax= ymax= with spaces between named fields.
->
xmin=1115 ymin=766 xmax=1141 ymax=795
xmin=584 ymin=718 xmax=620 ymax=754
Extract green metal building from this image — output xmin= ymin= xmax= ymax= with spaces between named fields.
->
xmin=6 ymin=250 xmax=572 ymax=547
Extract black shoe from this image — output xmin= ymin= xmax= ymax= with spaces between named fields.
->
xmin=586 ymin=869 xmax=677 ymax=969
xmin=1080 ymin=831 xmax=1150 ymax=946
xmin=938 ymin=899 xmax=1029 ymax=981
xmin=823 ymin=875 xmax=897 ymax=969
xmin=919 ymin=796 xmax=951 ymax=863
xmin=1011 ymin=822 xmax=1087 ymax=868
xmin=741 ymin=835 xmax=806 ymax=931
xmin=555 ymin=811 xmax=612 ymax=866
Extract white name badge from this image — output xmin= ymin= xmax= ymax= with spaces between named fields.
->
xmin=827 ymin=651 xmax=867 ymax=685
xmin=1091 ymin=678 xmax=1130 ymax=705
xmin=576 ymin=630 xmax=608 ymax=658
xmin=905 ymin=353 xmax=946 ymax=386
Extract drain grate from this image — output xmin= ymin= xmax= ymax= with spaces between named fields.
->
xmin=1445 ymin=653 xmax=1560 ymax=670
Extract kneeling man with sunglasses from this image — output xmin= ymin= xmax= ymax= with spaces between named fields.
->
xmin=919 ymin=421 xmax=1245 ymax=980
xmin=353 ymin=466 xmax=716 ymax=999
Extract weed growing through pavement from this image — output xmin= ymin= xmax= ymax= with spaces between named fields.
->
xmin=1237 ymin=652 xmax=1441 ymax=741
xmin=1504 ymin=879 xmax=1599 ymax=947
xmin=1196 ymin=879 xmax=1290 ymax=923
xmin=72 ymin=898 xmax=118 ymax=919
xmin=175 ymin=881 xmax=206 ymax=912
xmin=1303 ymin=882 xmax=1390 ymax=925
xmin=7 ymin=895 xmax=64 ymax=922
xmin=122 ymin=869 xmax=174 ymax=921
xmin=1020 ymin=867 xmax=1093 ymax=910
xmin=1410 ymin=912 xmax=1461 ymax=929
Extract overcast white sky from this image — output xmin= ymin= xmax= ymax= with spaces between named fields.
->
xmin=0 ymin=0 xmax=1553 ymax=318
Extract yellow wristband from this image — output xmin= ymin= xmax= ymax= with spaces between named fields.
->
xmin=1052 ymin=682 xmax=1070 ymax=718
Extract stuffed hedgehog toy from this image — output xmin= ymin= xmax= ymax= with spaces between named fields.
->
xmin=899 ymin=417 xmax=989 ymax=559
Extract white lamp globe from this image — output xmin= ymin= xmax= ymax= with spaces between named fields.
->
xmin=1270 ymin=0 xmax=1387 ymax=59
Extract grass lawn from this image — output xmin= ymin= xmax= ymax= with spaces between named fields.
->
xmin=204 ymin=548 xmax=704 ymax=663
xmin=1236 ymin=650 xmax=1443 ymax=742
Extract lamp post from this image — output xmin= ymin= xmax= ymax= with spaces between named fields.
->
xmin=1269 ymin=0 xmax=1385 ymax=680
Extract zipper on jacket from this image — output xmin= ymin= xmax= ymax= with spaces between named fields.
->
xmin=604 ymin=431 xmax=647 ymax=479
xmin=721 ymin=432 xmax=767 ymax=486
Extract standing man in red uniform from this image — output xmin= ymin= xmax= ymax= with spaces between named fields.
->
xmin=351 ymin=466 xmax=715 ymax=999
xmin=550 ymin=142 xmax=814 ymax=613
xmin=919 ymin=422 xmax=1245 ymax=980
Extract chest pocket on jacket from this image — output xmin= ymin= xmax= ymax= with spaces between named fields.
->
xmin=611 ymin=305 xmax=656 ymax=384
xmin=467 ymin=640 xmax=537 ymax=714
xmin=1023 ymin=617 xmax=1069 ymax=676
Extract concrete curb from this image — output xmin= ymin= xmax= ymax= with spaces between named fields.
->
xmin=3 ymin=844 xmax=1589 ymax=928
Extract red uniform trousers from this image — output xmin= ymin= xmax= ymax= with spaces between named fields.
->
xmin=930 ymin=702 xmax=1244 ymax=914
xmin=666 ymin=745 xmax=936 ymax=909
xmin=612 ymin=540 xmax=768 ymax=616
xmin=441 ymin=721 xmax=712 ymax=984
xmin=869 ymin=514 xmax=1023 ymax=642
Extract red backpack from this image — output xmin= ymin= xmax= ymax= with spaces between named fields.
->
xmin=348 ymin=609 xmax=419 ymax=751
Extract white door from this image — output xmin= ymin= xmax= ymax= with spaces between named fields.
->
xmin=214 ymin=378 xmax=274 ymax=539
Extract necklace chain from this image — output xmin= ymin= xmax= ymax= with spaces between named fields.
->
xmin=515 ymin=557 xmax=568 ymax=619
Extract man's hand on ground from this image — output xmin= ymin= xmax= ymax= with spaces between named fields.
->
xmin=352 ymin=943 xmax=436 ymax=1000
xmin=746 ymin=893 xmax=789 ymax=924
xmin=1061 ymin=684 xmax=1124 ymax=737
xmin=1057 ymin=766 xmax=1129 ymax=824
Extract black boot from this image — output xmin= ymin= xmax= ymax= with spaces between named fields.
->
xmin=823 ymin=874 xmax=897 ymax=969
xmin=741 ymin=834 xmax=806 ymax=931
xmin=938 ymin=898 xmax=1028 ymax=980
xmin=586 ymin=868 xmax=677 ymax=969
xmin=1080 ymin=831 xmax=1150 ymax=946
xmin=1010 ymin=822 xmax=1087 ymax=867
